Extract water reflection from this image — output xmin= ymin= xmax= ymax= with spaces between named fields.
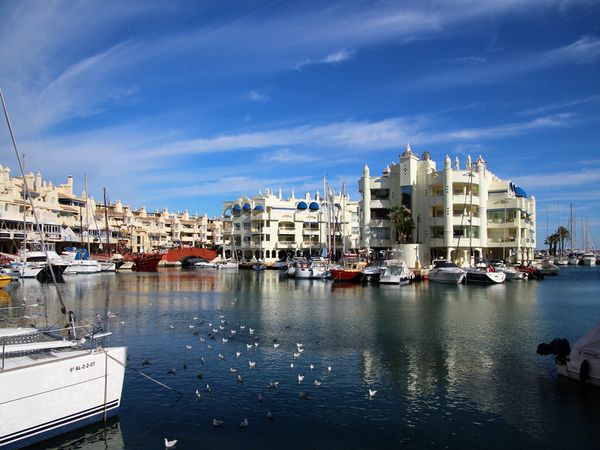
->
xmin=1 ymin=268 xmax=600 ymax=449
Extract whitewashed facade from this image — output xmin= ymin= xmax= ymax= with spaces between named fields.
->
xmin=0 ymin=164 xmax=221 ymax=254
xmin=222 ymin=189 xmax=360 ymax=263
xmin=359 ymin=146 xmax=536 ymax=265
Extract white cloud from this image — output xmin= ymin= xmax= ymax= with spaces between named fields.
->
xmin=296 ymin=49 xmax=355 ymax=70
xmin=513 ymin=168 xmax=600 ymax=189
xmin=416 ymin=35 xmax=600 ymax=88
xmin=245 ymin=90 xmax=269 ymax=103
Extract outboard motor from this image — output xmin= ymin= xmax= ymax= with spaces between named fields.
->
xmin=537 ymin=338 xmax=571 ymax=363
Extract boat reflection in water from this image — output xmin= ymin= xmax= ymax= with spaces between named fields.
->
xmin=3 ymin=268 xmax=600 ymax=449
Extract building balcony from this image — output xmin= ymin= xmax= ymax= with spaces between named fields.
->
xmin=368 ymin=238 xmax=392 ymax=248
xmin=278 ymin=226 xmax=296 ymax=232
xmin=369 ymin=199 xmax=389 ymax=209
xmin=452 ymin=195 xmax=480 ymax=206
xmin=276 ymin=242 xmax=297 ymax=249
xmin=428 ymin=238 xmax=482 ymax=248
xmin=427 ymin=195 xmax=444 ymax=207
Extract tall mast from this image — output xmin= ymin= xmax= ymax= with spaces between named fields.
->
xmin=103 ymin=187 xmax=111 ymax=256
xmin=85 ymin=173 xmax=90 ymax=253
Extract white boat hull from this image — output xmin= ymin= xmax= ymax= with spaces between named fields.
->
xmin=0 ymin=346 xmax=126 ymax=449
xmin=557 ymin=356 xmax=600 ymax=387
xmin=428 ymin=268 xmax=465 ymax=284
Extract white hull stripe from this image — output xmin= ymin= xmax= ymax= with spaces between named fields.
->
xmin=0 ymin=400 xmax=119 ymax=446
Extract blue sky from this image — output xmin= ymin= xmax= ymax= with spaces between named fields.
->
xmin=0 ymin=0 xmax=599 ymax=247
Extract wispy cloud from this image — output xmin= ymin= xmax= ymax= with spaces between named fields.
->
xmin=417 ymin=35 xmax=600 ymax=88
xmin=245 ymin=90 xmax=269 ymax=103
xmin=259 ymin=148 xmax=319 ymax=163
xmin=514 ymin=168 xmax=600 ymax=189
xmin=296 ymin=49 xmax=355 ymax=70
xmin=515 ymin=94 xmax=600 ymax=117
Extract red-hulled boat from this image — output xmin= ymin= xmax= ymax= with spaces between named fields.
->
xmin=127 ymin=253 xmax=164 ymax=272
xmin=329 ymin=259 xmax=367 ymax=282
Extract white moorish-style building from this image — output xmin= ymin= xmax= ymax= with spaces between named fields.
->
xmin=222 ymin=188 xmax=360 ymax=263
xmin=359 ymin=145 xmax=536 ymax=266
xmin=0 ymin=164 xmax=222 ymax=254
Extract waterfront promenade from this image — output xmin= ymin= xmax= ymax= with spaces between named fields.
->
xmin=4 ymin=266 xmax=599 ymax=449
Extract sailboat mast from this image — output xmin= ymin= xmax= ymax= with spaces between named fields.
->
xmin=84 ymin=173 xmax=90 ymax=253
xmin=103 ymin=187 xmax=111 ymax=256
xmin=0 ymin=89 xmax=67 ymax=315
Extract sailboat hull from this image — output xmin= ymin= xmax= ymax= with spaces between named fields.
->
xmin=0 ymin=347 xmax=126 ymax=449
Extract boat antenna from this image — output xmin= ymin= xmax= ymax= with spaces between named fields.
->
xmin=0 ymin=89 xmax=67 ymax=315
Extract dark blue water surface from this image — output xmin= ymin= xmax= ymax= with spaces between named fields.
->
xmin=5 ymin=266 xmax=600 ymax=449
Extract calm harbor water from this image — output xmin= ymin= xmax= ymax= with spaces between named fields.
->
xmin=3 ymin=266 xmax=600 ymax=449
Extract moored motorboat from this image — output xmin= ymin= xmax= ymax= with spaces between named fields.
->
xmin=581 ymin=252 xmax=596 ymax=266
xmin=464 ymin=266 xmax=506 ymax=284
xmin=428 ymin=260 xmax=465 ymax=285
xmin=537 ymin=320 xmax=600 ymax=387
xmin=329 ymin=259 xmax=367 ymax=282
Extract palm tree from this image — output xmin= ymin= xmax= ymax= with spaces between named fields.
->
xmin=544 ymin=233 xmax=559 ymax=256
xmin=388 ymin=205 xmax=415 ymax=244
xmin=555 ymin=226 xmax=571 ymax=256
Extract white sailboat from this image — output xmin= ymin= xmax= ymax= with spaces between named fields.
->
xmin=0 ymin=90 xmax=127 ymax=449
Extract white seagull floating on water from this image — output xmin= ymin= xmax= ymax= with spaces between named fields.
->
xmin=164 ymin=437 xmax=177 ymax=448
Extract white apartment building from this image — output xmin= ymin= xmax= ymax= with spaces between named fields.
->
xmin=222 ymin=188 xmax=360 ymax=263
xmin=0 ymin=164 xmax=221 ymax=254
xmin=359 ymin=145 xmax=536 ymax=266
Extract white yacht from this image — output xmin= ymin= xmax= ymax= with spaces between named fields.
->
xmin=489 ymin=260 xmax=527 ymax=280
xmin=379 ymin=260 xmax=414 ymax=285
xmin=581 ymin=252 xmax=596 ymax=266
xmin=61 ymin=249 xmax=101 ymax=274
xmin=194 ymin=259 xmax=217 ymax=269
xmin=428 ymin=260 xmax=466 ymax=285
xmin=464 ymin=266 xmax=506 ymax=284
xmin=294 ymin=260 xmax=327 ymax=279
xmin=0 ymin=326 xmax=127 ymax=448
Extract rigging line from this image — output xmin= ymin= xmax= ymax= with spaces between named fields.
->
xmin=102 ymin=350 xmax=183 ymax=395
xmin=0 ymin=89 xmax=67 ymax=316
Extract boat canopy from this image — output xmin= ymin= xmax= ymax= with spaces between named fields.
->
xmin=573 ymin=320 xmax=600 ymax=356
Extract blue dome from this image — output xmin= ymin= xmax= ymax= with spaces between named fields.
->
xmin=232 ymin=204 xmax=241 ymax=211
xmin=309 ymin=201 xmax=319 ymax=211
xmin=242 ymin=203 xmax=251 ymax=210
xmin=297 ymin=201 xmax=308 ymax=210
xmin=514 ymin=186 xmax=528 ymax=198
xmin=254 ymin=205 xmax=264 ymax=211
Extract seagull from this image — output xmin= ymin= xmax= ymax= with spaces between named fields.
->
xmin=189 ymin=324 xmax=195 ymax=329
xmin=237 ymin=374 xmax=244 ymax=383
xmin=309 ymin=364 xmax=314 ymax=370
xmin=208 ymin=322 xmax=213 ymax=327
xmin=298 ymin=374 xmax=304 ymax=383
xmin=213 ymin=418 xmax=224 ymax=427
xmin=249 ymin=328 xmax=255 ymax=335
xmin=267 ymin=411 xmax=274 ymax=420
xmin=141 ymin=358 xmax=151 ymax=366
xmin=299 ymin=391 xmax=309 ymax=400
xmin=298 ymin=348 xmax=304 ymax=353
xmin=229 ymin=367 xmax=238 ymax=373
xmin=193 ymin=316 xmax=199 ymax=320
xmin=186 ymin=345 xmax=192 ymax=350
xmin=273 ymin=343 xmax=280 ymax=348
xmin=240 ymin=325 xmax=246 ymax=330
xmin=200 ymin=357 xmax=205 ymax=365
xmin=207 ymin=345 xmax=213 ymax=350
xmin=219 ymin=325 xmax=225 ymax=330
xmin=246 ymin=344 xmax=253 ymax=350
xmin=212 ymin=328 xmax=219 ymax=333
xmin=164 ymin=438 xmax=177 ymax=448
xmin=296 ymin=343 xmax=303 ymax=349
xmin=195 ymin=389 xmax=201 ymax=399
xmin=235 ymin=351 xmax=241 ymax=358
xmin=268 ymin=381 xmax=279 ymax=389
xmin=222 ymin=337 xmax=229 ymax=344
xmin=205 ymin=383 xmax=212 ymax=393
xmin=220 ymin=315 xmax=225 ymax=319
xmin=314 ymin=379 xmax=322 ymax=387
xmin=248 ymin=361 xmax=256 ymax=368
xmin=119 ymin=321 xmax=125 ymax=325
xmin=293 ymin=352 xmax=301 ymax=358
xmin=369 ymin=389 xmax=377 ymax=399
xmin=218 ymin=353 xmax=225 ymax=360
xmin=169 ymin=324 xmax=175 ymax=329
xmin=257 ymin=394 xmax=264 ymax=403
xmin=167 ymin=368 xmax=176 ymax=375
xmin=289 ymin=362 xmax=294 ymax=369
xmin=254 ymin=342 xmax=259 ymax=347
xmin=199 ymin=337 xmax=206 ymax=342
xmin=327 ymin=365 xmax=332 ymax=372
xmin=107 ymin=311 xmax=118 ymax=318
xmin=230 ymin=330 xmax=237 ymax=335
xmin=239 ymin=417 xmax=248 ymax=429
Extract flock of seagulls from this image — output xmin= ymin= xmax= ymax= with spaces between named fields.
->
xmin=130 ymin=298 xmax=379 ymax=449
